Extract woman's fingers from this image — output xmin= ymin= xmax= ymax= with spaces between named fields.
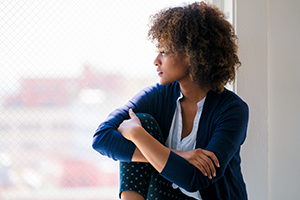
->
xmin=129 ymin=108 xmax=136 ymax=118
xmin=128 ymin=109 xmax=142 ymax=126
xmin=193 ymin=149 xmax=219 ymax=179
xmin=191 ymin=156 xmax=214 ymax=179
xmin=192 ymin=160 xmax=208 ymax=177
xmin=203 ymin=150 xmax=220 ymax=168
xmin=198 ymin=154 xmax=216 ymax=179
xmin=176 ymin=148 xmax=220 ymax=179
xmin=171 ymin=149 xmax=220 ymax=179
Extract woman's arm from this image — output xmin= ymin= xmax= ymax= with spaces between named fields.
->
xmin=160 ymin=99 xmax=249 ymax=192
xmin=132 ymin=147 xmax=219 ymax=179
xmin=172 ymin=149 xmax=219 ymax=179
xmin=92 ymin=84 xmax=160 ymax=162
xmin=118 ymin=109 xmax=170 ymax=172
xmin=93 ymin=82 xmax=180 ymax=163
xmin=119 ymin=109 xmax=219 ymax=178
xmin=120 ymin=97 xmax=248 ymax=192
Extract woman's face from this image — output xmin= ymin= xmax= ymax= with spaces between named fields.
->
xmin=154 ymin=47 xmax=190 ymax=85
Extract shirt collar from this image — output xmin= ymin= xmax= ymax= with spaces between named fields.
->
xmin=177 ymin=92 xmax=206 ymax=109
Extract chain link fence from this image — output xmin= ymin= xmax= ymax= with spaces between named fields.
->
xmin=0 ymin=1 xmax=229 ymax=199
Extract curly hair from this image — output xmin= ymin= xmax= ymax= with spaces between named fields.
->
xmin=148 ymin=2 xmax=241 ymax=93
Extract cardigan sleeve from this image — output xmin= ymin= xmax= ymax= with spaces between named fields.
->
xmin=92 ymin=84 xmax=160 ymax=162
xmin=160 ymin=97 xmax=249 ymax=192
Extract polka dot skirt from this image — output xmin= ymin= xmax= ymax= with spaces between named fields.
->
xmin=119 ymin=113 xmax=195 ymax=200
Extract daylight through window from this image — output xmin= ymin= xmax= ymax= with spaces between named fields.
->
xmin=0 ymin=1 xmax=233 ymax=199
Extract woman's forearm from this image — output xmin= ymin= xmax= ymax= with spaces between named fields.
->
xmin=119 ymin=109 xmax=217 ymax=176
xmin=130 ymin=126 xmax=170 ymax=173
xmin=131 ymin=147 xmax=148 ymax=162
xmin=130 ymin=133 xmax=218 ymax=179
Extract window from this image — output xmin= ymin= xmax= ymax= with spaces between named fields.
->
xmin=0 ymin=1 xmax=233 ymax=199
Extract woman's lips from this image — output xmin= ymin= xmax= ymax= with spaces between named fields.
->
xmin=157 ymin=69 xmax=163 ymax=76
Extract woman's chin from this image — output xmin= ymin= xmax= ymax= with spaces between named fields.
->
xmin=159 ymin=80 xmax=174 ymax=85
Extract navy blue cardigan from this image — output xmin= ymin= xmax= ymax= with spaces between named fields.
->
xmin=93 ymin=82 xmax=249 ymax=200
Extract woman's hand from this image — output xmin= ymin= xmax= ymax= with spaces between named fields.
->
xmin=173 ymin=148 xmax=220 ymax=179
xmin=118 ymin=109 xmax=142 ymax=141
xmin=119 ymin=109 xmax=170 ymax=172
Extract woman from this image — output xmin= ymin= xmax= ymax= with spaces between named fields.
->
xmin=92 ymin=2 xmax=249 ymax=200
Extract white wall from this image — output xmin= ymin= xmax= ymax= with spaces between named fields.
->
xmin=236 ymin=0 xmax=300 ymax=199
xmin=236 ymin=0 xmax=269 ymax=199
xmin=268 ymin=1 xmax=300 ymax=199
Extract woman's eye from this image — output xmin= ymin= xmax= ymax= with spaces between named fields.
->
xmin=155 ymin=49 xmax=168 ymax=56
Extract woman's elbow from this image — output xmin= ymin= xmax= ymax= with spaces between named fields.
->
xmin=92 ymin=133 xmax=104 ymax=153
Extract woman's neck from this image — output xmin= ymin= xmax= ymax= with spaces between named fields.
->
xmin=179 ymin=80 xmax=209 ymax=103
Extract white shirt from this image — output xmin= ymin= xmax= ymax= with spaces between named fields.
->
xmin=165 ymin=93 xmax=206 ymax=200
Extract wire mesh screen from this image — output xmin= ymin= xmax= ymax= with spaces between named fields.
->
xmin=0 ymin=1 xmax=230 ymax=199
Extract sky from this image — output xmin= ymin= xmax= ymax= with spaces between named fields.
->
xmin=0 ymin=0 xmax=196 ymax=92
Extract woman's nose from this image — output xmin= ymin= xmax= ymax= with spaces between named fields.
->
xmin=153 ymin=54 xmax=160 ymax=66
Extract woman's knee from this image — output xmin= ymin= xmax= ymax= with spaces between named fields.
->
xmin=135 ymin=113 xmax=164 ymax=144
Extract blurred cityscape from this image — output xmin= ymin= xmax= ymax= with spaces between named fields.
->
xmin=0 ymin=65 xmax=156 ymax=200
